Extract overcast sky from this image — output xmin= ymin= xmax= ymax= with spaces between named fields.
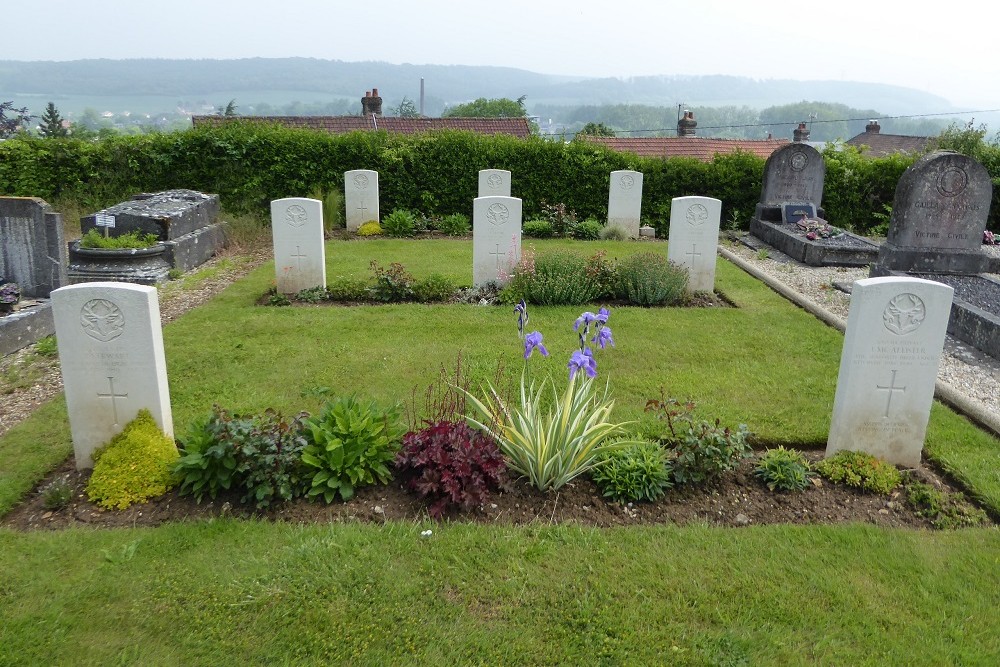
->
xmin=7 ymin=0 xmax=1000 ymax=110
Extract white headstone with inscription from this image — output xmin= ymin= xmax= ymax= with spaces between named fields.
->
xmin=51 ymin=282 xmax=173 ymax=469
xmin=826 ymin=276 xmax=953 ymax=467
xmin=607 ymin=170 xmax=643 ymax=239
xmin=667 ymin=196 xmax=722 ymax=293
xmin=270 ymin=197 xmax=326 ymax=294
xmin=344 ymin=169 xmax=380 ymax=232
xmin=478 ymin=169 xmax=512 ymax=197
xmin=473 ymin=196 xmax=522 ymax=286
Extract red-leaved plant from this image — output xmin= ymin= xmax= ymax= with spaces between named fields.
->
xmin=395 ymin=420 xmax=509 ymax=518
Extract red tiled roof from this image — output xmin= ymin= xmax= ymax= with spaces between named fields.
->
xmin=191 ymin=115 xmax=532 ymax=138
xmin=583 ymin=136 xmax=790 ymax=162
xmin=845 ymin=131 xmax=931 ymax=157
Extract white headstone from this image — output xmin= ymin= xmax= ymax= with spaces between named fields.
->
xmin=478 ymin=169 xmax=511 ymax=197
xmin=51 ymin=283 xmax=173 ymax=469
xmin=607 ymin=170 xmax=643 ymax=239
xmin=473 ymin=196 xmax=522 ymax=286
xmin=270 ymin=197 xmax=326 ymax=294
xmin=666 ymin=196 xmax=722 ymax=293
xmin=344 ymin=169 xmax=380 ymax=232
xmin=826 ymin=276 xmax=953 ymax=467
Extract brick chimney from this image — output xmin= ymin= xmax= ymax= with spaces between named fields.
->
xmin=677 ymin=110 xmax=697 ymax=137
xmin=793 ymin=122 xmax=810 ymax=142
xmin=361 ymin=88 xmax=383 ymax=117
xmin=866 ymin=119 xmax=881 ymax=134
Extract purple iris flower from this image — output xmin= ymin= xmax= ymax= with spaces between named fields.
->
xmin=573 ymin=311 xmax=597 ymax=332
xmin=515 ymin=299 xmax=528 ymax=338
xmin=596 ymin=307 xmax=611 ymax=325
xmin=591 ymin=326 xmax=614 ymax=349
xmin=524 ymin=331 xmax=549 ymax=359
xmin=568 ymin=348 xmax=598 ymax=380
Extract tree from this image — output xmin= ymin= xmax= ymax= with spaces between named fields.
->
xmin=575 ymin=122 xmax=616 ymax=138
xmin=216 ymin=99 xmax=238 ymax=117
xmin=38 ymin=102 xmax=68 ymax=138
xmin=391 ymin=96 xmax=420 ymax=118
xmin=0 ymin=101 xmax=32 ymax=138
xmin=442 ymin=96 xmax=526 ymax=118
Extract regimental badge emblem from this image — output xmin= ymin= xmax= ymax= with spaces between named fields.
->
xmin=487 ymin=203 xmax=510 ymax=226
xmin=487 ymin=173 xmax=503 ymax=189
xmin=882 ymin=293 xmax=926 ymax=335
xmin=790 ymin=151 xmax=808 ymax=171
xmin=620 ymin=174 xmax=635 ymax=190
xmin=81 ymin=299 xmax=125 ymax=342
xmin=285 ymin=204 xmax=308 ymax=227
xmin=353 ymin=173 xmax=369 ymax=189
xmin=686 ymin=203 xmax=709 ymax=226
xmin=936 ymin=166 xmax=968 ymax=197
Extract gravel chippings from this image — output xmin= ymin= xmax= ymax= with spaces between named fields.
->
xmin=723 ymin=235 xmax=1000 ymax=418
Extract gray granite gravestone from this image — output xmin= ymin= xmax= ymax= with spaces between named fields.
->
xmin=0 ymin=197 xmax=67 ymax=298
xmin=871 ymin=151 xmax=992 ymax=276
xmin=754 ymin=144 xmax=825 ymax=223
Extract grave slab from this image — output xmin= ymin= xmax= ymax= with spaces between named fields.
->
xmin=345 ymin=170 xmax=380 ymax=232
xmin=271 ymin=197 xmax=326 ymax=294
xmin=826 ymin=276 xmax=953 ymax=467
xmin=473 ymin=196 xmax=522 ymax=286
xmin=51 ymin=282 xmax=173 ymax=469
xmin=667 ymin=196 xmax=722 ymax=292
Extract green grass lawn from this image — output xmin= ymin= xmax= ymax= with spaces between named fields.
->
xmin=1 ymin=238 xmax=999 ymax=665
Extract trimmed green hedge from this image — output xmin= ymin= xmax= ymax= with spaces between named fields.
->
xmin=1 ymin=121 xmax=972 ymax=236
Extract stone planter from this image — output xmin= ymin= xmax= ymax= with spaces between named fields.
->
xmin=66 ymin=242 xmax=171 ymax=285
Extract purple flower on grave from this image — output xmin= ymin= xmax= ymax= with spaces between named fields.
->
xmin=0 ymin=282 xmax=20 ymax=305
xmin=524 ymin=331 xmax=549 ymax=359
xmin=568 ymin=348 xmax=597 ymax=380
xmin=573 ymin=311 xmax=597 ymax=332
xmin=591 ymin=327 xmax=614 ymax=350
xmin=514 ymin=299 xmax=528 ymax=338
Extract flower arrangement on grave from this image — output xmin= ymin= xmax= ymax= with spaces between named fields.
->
xmin=0 ymin=281 xmax=21 ymax=312
xmin=795 ymin=216 xmax=843 ymax=241
xmin=461 ymin=299 xmax=634 ymax=491
xmin=984 ymin=230 xmax=997 ymax=245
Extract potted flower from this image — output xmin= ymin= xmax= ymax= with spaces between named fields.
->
xmin=0 ymin=281 xmax=21 ymax=313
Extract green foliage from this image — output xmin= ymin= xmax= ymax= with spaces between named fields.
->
xmin=816 ymin=450 xmax=902 ymax=495
xmin=33 ymin=335 xmax=57 ymax=357
xmin=390 ymin=96 xmax=420 ymax=118
xmin=599 ymin=224 xmax=629 ymax=241
xmin=575 ymin=122 xmax=616 ymax=138
xmin=79 ymin=228 xmax=159 ymax=249
xmin=86 ymin=409 xmax=178 ymax=510
xmin=295 ymin=286 xmax=328 ymax=303
xmin=309 ymin=186 xmax=345 ymax=233
xmin=572 ymin=218 xmax=603 ymax=240
xmin=754 ymin=447 xmax=814 ymax=492
xmin=382 ymin=209 xmax=417 ymax=237
xmin=437 ymin=213 xmax=470 ymax=236
xmin=504 ymin=248 xmax=607 ymax=305
xmin=40 ymin=478 xmax=74 ymax=510
xmin=463 ymin=372 xmax=632 ymax=492
xmin=267 ymin=291 xmax=291 ymax=306
xmin=615 ymin=252 xmax=688 ymax=306
xmin=591 ymin=439 xmax=673 ymax=502
xmin=523 ymin=220 xmax=555 ymax=238
xmin=0 ymin=100 xmax=31 ymax=138
xmin=412 ymin=273 xmax=456 ymax=303
xmin=442 ymin=96 xmax=527 ymax=118
xmin=369 ymin=260 xmax=414 ymax=302
xmin=173 ymin=409 xmax=239 ymax=503
xmin=326 ymin=276 xmax=371 ymax=302
xmin=357 ymin=220 xmax=383 ymax=236
xmin=905 ymin=481 xmax=988 ymax=529
xmin=38 ymin=102 xmax=68 ymax=138
xmin=539 ymin=202 xmax=578 ymax=237
xmin=301 ymin=396 xmax=405 ymax=502
xmin=645 ymin=394 xmax=751 ymax=486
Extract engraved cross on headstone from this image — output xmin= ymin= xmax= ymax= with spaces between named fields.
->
xmin=490 ymin=243 xmax=505 ymax=270
xmin=97 ymin=376 xmax=128 ymax=425
xmin=291 ymin=246 xmax=307 ymax=272
xmin=356 ymin=200 xmax=369 ymax=219
xmin=876 ymin=369 xmax=906 ymax=418
xmin=686 ymin=244 xmax=702 ymax=263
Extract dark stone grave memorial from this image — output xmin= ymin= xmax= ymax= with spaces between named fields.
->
xmin=68 ymin=189 xmax=226 ymax=285
xmin=871 ymin=150 xmax=1000 ymax=360
xmin=0 ymin=197 xmax=67 ymax=355
xmin=749 ymin=143 xmax=879 ymax=267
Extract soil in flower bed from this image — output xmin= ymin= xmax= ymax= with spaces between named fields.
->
xmin=3 ymin=450 xmax=991 ymax=531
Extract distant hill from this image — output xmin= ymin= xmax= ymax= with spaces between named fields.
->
xmin=0 ymin=58 xmax=958 ymax=117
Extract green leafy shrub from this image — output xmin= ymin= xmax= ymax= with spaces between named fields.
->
xmin=504 ymin=248 xmax=607 ymax=305
xmin=600 ymin=224 xmax=629 ymax=241
xmin=396 ymin=420 xmax=508 ymax=517
xmin=437 ymin=213 xmax=470 ymax=236
xmin=815 ymin=450 xmax=901 ymax=495
xmin=369 ymin=260 xmax=414 ymax=302
xmin=572 ymin=218 xmax=603 ymax=240
xmin=523 ymin=219 xmax=555 ymax=238
xmin=616 ymin=252 xmax=688 ymax=306
xmin=645 ymin=393 xmax=751 ymax=486
xmin=905 ymin=481 xmax=988 ymax=529
xmin=301 ymin=396 xmax=405 ymax=502
xmin=309 ymin=186 xmax=345 ymax=233
xmin=540 ymin=201 xmax=578 ymax=237
xmin=174 ymin=406 xmax=309 ymax=509
xmin=412 ymin=273 xmax=456 ymax=303
xmin=40 ymin=479 xmax=74 ymax=510
xmin=34 ymin=335 xmax=58 ymax=357
xmin=754 ymin=447 xmax=813 ymax=492
xmin=79 ymin=228 xmax=160 ymax=249
xmin=357 ymin=220 xmax=382 ymax=236
xmin=591 ymin=439 xmax=673 ymax=502
xmin=382 ymin=209 xmax=417 ymax=237
xmin=326 ymin=276 xmax=371 ymax=302
xmin=295 ymin=286 xmax=329 ymax=303
xmin=86 ymin=409 xmax=179 ymax=510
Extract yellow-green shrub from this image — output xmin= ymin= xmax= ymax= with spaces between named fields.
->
xmin=357 ymin=220 xmax=382 ymax=236
xmin=86 ymin=409 xmax=179 ymax=510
